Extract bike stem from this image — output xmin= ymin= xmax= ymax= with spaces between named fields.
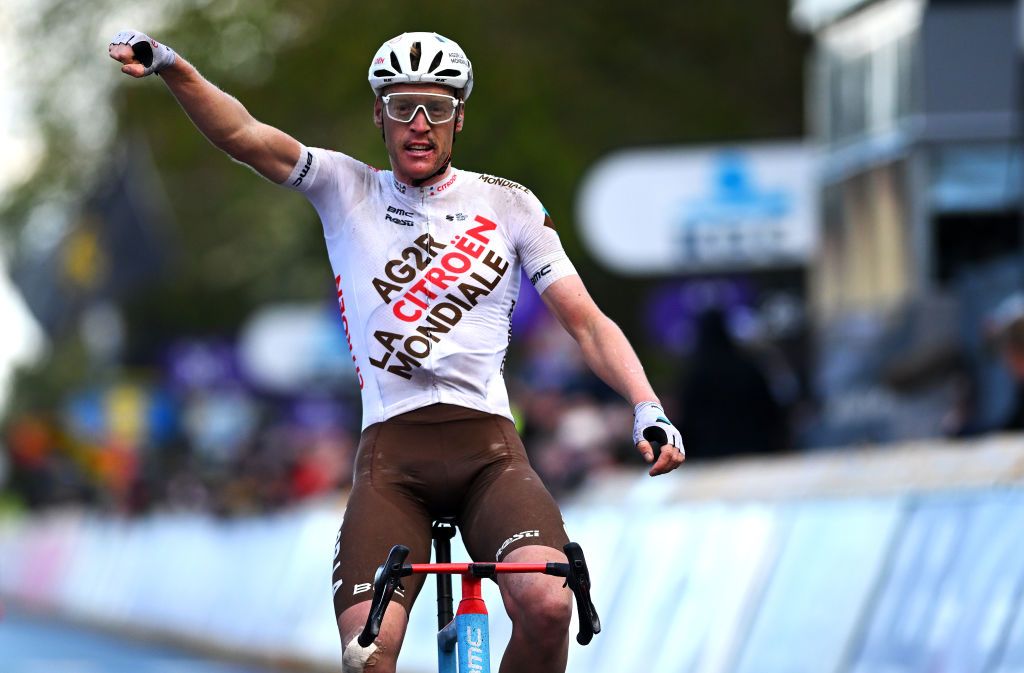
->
xmin=432 ymin=519 xmax=457 ymax=631
xmin=457 ymin=575 xmax=487 ymax=616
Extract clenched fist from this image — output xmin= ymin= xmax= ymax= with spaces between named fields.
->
xmin=108 ymin=30 xmax=176 ymax=77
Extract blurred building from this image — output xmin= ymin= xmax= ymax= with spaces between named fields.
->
xmin=794 ymin=0 xmax=1022 ymax=313
xmin=793 ymin=0 xmax=1024 ymax=443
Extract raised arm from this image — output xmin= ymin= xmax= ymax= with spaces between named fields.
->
xmin=540 ymin=275 xmax=686 ymax=476
xmin=108 ymin=30 xmax=300 ymax=183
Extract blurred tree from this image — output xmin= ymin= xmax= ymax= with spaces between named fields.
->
xmin=2 ymin=0 xmax=807 ymax=407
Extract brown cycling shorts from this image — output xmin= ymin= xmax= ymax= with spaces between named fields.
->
xmin=331 ymin=403 xmax=569 ymax=618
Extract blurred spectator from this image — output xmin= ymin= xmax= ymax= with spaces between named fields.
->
xmin=677 ymin=308 xmax=788 ymax=459
xmin=991 ymin=294 xmax=1024 ymax=431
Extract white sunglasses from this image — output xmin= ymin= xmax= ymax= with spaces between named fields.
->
xmin=381 ymin=93 xmax=462 ymax=124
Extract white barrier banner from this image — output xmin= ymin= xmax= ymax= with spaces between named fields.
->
xmin=577 ymin=142 xmax=818 ymax=274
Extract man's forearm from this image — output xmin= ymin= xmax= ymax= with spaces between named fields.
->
xmin=158 ymin=57 xmax=258 ymax=154
xmin=575 ymin=315 xmax=659 ymax=406
xmin=152 ymin=56 xmax=299 ymax=183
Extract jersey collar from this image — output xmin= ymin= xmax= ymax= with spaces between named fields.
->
xmin=391 ymin=167 xmax=462 ymax=202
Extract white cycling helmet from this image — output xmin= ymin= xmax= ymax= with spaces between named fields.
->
xmin=368 ymin=32 xmax=473 ymax=100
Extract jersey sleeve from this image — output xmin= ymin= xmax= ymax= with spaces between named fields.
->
xmin=511 ymin=191 xmax=578 ymax=295
xmin=280 ymin=145 xmax=377 ymax=236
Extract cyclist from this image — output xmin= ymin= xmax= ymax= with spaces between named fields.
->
xmin=108 ymin=30 xmax=685 ymax=673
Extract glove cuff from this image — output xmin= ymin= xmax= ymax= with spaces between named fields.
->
xmin=633 ymin=401 xmax=662 ymax=417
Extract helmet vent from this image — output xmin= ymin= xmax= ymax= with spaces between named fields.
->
xmin=410 ymin=42 xmax=422 ymax=70
xmin=434 ymin=68 xmax=462 ymax=77
xmin=373 ymin=69 xmax=396 ymax=77
xmin=427 ymin=51 xmax=444 ymax=73
xmin=390 ymin=52 xmax=403 ymax=74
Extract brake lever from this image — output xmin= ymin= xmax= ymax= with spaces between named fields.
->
xmin=563 ymin=542 xmax=601 ymax=645
xmin=358 ymin=545 xmax=410 ymax=647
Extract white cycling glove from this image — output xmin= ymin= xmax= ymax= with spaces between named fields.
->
xmin=110 ymin=30 xmax=176 ymax=76
xmin=633 ymin=401 xmax=683 ymax=455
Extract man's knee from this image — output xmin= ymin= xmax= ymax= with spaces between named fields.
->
xmin=338 ymin=602 xmax=406 ymax=673
xmin=342 ymin=635 xmax=383 ymax=672
xmin=506 ymin=577 xmax=573 ymax=637
xmin=501 ymin=546 xmax=573 ymax=637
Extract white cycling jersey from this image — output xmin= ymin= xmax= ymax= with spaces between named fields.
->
xmin=283 ymin=146 xmax=578 ymax=429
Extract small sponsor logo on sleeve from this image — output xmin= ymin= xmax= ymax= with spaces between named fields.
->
xmin=529 ymin=264 xmax=552 ymax=286
xmin=292 ymin=151 xmax=313 ymax=186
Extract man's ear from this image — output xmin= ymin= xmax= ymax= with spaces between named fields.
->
xmin=455 ymin=109 xmax=464 ymax=133
xmin=373 ymin=98 xmax=384 ymax=129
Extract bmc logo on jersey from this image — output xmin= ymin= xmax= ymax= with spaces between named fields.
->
xmin=385 ymin=204 xmax=414 ymax=226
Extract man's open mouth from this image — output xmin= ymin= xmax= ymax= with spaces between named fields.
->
xmin=404 ymin=142 xmax=435 ymax=156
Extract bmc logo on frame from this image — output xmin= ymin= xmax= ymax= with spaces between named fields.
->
xmin=496 ymin=529 xmax=540 ymax=560
xmin=465 ymin=626 xmax=485 ymax=671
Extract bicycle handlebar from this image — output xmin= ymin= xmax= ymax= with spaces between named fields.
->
xmin=563 ymin=542 xmax=601 ymax=645
xmin=357 ymin=544 xmax=412 ymax=647
xmin=357 ymin=541 xmax=601 ymax=648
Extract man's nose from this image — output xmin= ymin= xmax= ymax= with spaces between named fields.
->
xmin=409 ymin=108 xmax=432 ymax=131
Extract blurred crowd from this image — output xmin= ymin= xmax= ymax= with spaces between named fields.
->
xmin=0 ymin=284 xmax=794 ymax=516
xmin=4 ymin=278 xmax=1024 ymax=517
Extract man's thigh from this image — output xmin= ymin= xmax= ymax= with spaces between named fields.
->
xmin=457 ymin=418 xmax=570 ymax=563
xmin=332 ymin=479 xmax=433 ymax=618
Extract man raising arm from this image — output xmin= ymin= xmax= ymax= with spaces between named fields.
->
xmin=108 ymin=29 xmax=684 ymax=673
xmin=108 ymin=30 xmax=299 ymax=182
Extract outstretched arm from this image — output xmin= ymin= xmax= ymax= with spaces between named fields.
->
xmin=540 ymin=275 xmax=685 ymax=476
xmin=108 ymin=31 xmax=300 ymax=183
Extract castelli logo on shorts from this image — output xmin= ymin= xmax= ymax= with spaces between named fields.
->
xmin=496 ymin=529 xmax=540 ymax=560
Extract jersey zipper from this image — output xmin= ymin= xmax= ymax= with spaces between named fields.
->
xmin=421 ymin=188 xmax=440 ymax=402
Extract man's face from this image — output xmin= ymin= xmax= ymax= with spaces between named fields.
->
xmin=374 ymin=83 xmax=464 ymax=186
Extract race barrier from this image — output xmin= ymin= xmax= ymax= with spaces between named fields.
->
xmin=2 ymin=434 xmax=1024 ymax=672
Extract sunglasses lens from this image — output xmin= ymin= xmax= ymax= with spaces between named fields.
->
xmin=385 ymin=94 xmax=458 ymax=124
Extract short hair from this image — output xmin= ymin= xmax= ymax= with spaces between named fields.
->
xmin=410 ymin=41 xmax=421 ymax=70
